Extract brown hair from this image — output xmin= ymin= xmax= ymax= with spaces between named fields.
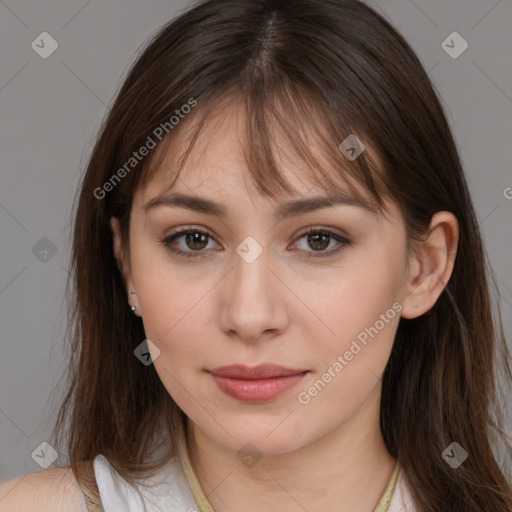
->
xmin=53 ymin=0 xmax=512 ymax=510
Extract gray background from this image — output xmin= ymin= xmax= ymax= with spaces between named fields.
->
xmin=1 ymin=0 xmax=511 ymax=482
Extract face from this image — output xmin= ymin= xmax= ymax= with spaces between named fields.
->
xmin=116 ymin=104 xmax=411 ymax=457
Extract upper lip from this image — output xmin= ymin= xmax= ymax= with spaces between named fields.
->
xmin=209 ymin=364 xmax=307 ymax=380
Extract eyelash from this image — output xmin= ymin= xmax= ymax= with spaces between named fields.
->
xmin=160 ymin=226 xmax=350 ymax=260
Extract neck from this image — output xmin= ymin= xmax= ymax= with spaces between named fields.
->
xmin=186 ymin=385 xmax=396 ymax=512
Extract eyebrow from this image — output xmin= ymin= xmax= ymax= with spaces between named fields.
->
xmin=143 ymin=191 xmax=377 ymax=221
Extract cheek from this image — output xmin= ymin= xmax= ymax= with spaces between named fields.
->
xmin=137 ymin=279 xmax=208 ymax=360
xmin=292 ymin=268 xmax=401 ymax=435
xmin=313 ymin=250 xmax=403 ymax=341
xmin=133 ymin=268 xmax=210 ymax=408
xmin=129 ymin=240 xmax=208 ymax=358
xmin=299 ymin=244 xmax=404 ymax=392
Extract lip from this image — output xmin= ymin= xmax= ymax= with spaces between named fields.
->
xmin=208 ymin=364 xmax=308 ymax=402
xmin=210 ymin=363 xmax=307 ymax=379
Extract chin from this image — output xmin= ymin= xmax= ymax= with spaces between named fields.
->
xmin=205 ymin=418 xmax=309 ymax=457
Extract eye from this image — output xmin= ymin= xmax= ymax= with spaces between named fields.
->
xmin=160 ymin=226 xmax=350 ymax=260
xmin=160 ymin=227 xmax=219 ymax=258
xmin=290 ymin=227 xmax=350 ymax=259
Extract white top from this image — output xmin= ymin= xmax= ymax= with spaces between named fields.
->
xmin=93 ymin=453 xmax=418 ymax=511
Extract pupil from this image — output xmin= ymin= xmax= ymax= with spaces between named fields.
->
xmin=186 ymin=232 xmax=208 ymax=250
xmin=309 ymin=233 xmax=329 ymax=251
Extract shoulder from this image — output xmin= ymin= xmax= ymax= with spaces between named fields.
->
xmin=0 ymin=466 xmax=87 ymax=512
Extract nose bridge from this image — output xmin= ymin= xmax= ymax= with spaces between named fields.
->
xmin=231 ymin=237 xmax=273 ymax=312
xmin=234 ymin=237 xmax=268 ymax=295
xmin=218 ymin=236 xmax=287 ymax=340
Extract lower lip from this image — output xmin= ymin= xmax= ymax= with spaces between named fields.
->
xmin=210 ymin=372 xmax=307 ymax=402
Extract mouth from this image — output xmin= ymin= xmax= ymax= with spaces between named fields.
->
xmin=208 ymin=364 xmax=308 ymax=402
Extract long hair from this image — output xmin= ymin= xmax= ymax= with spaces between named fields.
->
xmin=52 ymin=0 xmax=512 ymax=510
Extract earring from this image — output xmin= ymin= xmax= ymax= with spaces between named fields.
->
xmin=128 ymin=290 xmax=139 ymax=313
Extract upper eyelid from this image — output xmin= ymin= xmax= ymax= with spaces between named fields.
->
xmin=164 ymin=225 xmax=349 ymax=240
xmin=163 ymin=226 xmax=350 ymax=250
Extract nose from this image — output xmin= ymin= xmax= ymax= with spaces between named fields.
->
xmin=218 ymin=244 xmax=289 ymax=343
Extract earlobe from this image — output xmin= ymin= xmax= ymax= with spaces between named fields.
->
xmin=400 ymin=211 xmax=459 ymax=319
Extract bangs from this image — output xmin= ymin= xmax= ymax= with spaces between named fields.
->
xmin=138 ymin=80 xmax=394 ymax=217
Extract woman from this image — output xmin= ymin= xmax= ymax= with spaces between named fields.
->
xmin=1 ymin=0 xmax=511 ymax=510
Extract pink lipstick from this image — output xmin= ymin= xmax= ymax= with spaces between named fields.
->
xmin=209 ymin=364 xmax=307 ymax=402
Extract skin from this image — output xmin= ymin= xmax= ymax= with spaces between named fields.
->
xmin=111 ymin=103 xmax=459 ymax=512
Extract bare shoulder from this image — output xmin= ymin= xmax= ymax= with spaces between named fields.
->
xmin=0 ymin=466 xmax=87 ymax=512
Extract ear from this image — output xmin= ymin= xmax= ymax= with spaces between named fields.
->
xmin=401 ymin=211 xmax=459 ymax=319
xmin=110 ymin=217 xmax=141 ymax=316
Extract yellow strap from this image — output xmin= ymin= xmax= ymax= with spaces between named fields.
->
xmin=373 ymin=461 xmax=400 ymax=511
xmin=176 ymin=418 xmax=400 ymax=512
xmin=75 ymin=459 xmax=105 ymax=512
xmin=175 ymin=418 xmax=215 ymax=512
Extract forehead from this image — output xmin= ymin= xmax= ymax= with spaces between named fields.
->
xmin=135 ymin=93 xmax=395 ymax=222
xmin=138 ymin=149 xmax=379 ymax=224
